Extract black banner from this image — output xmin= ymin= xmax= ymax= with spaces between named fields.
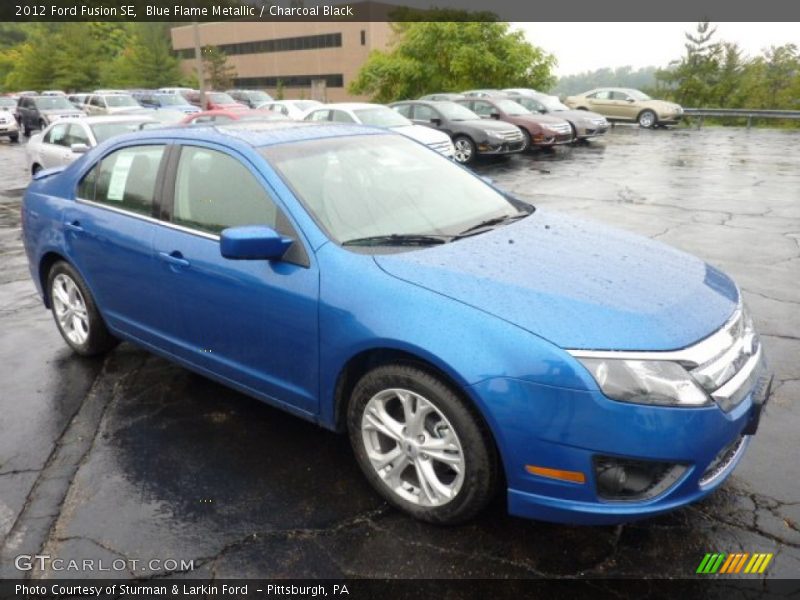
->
xmin=2 ymin=0 xmax=800 ymax=23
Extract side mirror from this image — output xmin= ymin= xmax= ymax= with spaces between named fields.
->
xmin=220 ymin=225 xmax=293 ymax=260
xmin=627 ymin=98 xmax=635 ymax=103
xmin=430 ymin=117 xmax=442 ymax=126
xmin=70 ymin=143 xmax=90 ymax=153
xmin=490 ymin=112 xmax=500 ymax=119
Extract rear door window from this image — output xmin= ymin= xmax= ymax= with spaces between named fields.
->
xmin=77 ymin=145 xmax=166 ymax=217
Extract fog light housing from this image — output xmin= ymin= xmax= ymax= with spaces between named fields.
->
xmin=594 ymin=456 xmax=686 ymax=501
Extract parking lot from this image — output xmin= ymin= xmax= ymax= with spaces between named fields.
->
xmin=0 ymin=124 xmax=798 ymax=582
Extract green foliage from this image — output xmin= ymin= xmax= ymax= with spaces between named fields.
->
xmin=276 ymin=79 xmax=285 ymax=100
xmin=656 ymin=22 xmax=800 ymax=114
xmin=551 ymin=66 xmax=659 ymax=97
xmin=349 ymin=22 xmax=555 ymax=102
xmin=103 ymin=24 xmax=183 ymax=89
xmin=202 ymin=45 xmax=236 ymax=90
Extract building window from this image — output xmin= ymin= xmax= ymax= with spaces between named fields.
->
xmin=360 ymin=30 xmax=366 ymax=45
xmin=174 ymin=33 xmax=343 ymax=59
xmin=234 ymin=74 xmax=344 ymax=89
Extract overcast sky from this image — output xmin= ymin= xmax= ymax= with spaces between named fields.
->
xmin=513 ymin=23 xmax=799 ymax=76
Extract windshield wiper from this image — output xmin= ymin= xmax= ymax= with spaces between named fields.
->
xmin=342 ymin=234 xmax=450 ymax=247
xmin=454 ymin=212 xmax=530 ymax=239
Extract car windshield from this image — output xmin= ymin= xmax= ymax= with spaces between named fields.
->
xmin=262 ymin=134 xmax=529 ymax=246
xmin=90 ymin=121 xmax=149 ymax=143
xmin=627 ymin=90 xmax=652 ymax=101
xmin=209 ymin=93 xmax=236 ymax=104
xmin=353 ymin=108 xmax=411 ymax=128
xmin=34 ymin=97 xmax=73 ymax=110
xmin=436 ymin=102 xmax=479 ymax=121
xmin=539 ymin=96 xmax=570 ymax=111
xmin=155 ymin=94 xmax=187 ymax=106
xmin=494 ymin=99 xmax=531 ymax=116
xmin=105 ymin=95 xmax=140 ymax=107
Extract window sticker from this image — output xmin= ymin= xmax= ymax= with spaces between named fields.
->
xmin=106 ymin=153 xmax=134 ymax=202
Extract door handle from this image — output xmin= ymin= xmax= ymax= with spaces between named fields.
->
xmin=65 ymin=220 xmax=83 ymax=232
xmin=158 ymin=251 xmax=190 ymax=268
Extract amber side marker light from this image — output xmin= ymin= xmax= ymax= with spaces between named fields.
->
xmin=526 ymin=465 xmax=586 ymax=484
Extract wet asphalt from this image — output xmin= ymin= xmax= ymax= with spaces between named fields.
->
xmin=0 ymin=125 xmax=798 ymax=583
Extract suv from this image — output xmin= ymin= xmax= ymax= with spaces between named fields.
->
xmin=133 ymin=92 xmax=200 ymax=114
xmin=16 ymin=95 xmax=86 ymax=137
xmin=226 ymin=89 xmax=274 ymax=108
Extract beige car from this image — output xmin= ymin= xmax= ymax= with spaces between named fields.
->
xmin=564 ymin=88 xmax=683 ymax=128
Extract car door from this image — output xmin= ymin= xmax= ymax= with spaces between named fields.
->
xmin=611 ymin=91 xmax=636 ymax=120
xmin=37 ymin=123 xmax=73 ymax=168
xmin=586 ymin=91 xmax=615 ymax=116
xmin=152 ymin=144 xmax=320 ymax=415
xmin=64 ymin=143 xmax=171 ymax=345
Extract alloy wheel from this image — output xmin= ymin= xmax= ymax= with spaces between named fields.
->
xmin=361 ymin=388 xmax=465 ymax=507
xmin=51 ymin=273 xmax=90 ymax=345
xmin=453 ymin=139 xmax=473 ymax=163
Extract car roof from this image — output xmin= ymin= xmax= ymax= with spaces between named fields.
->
xmin=114 ymin=120 xmax=387 ymax=149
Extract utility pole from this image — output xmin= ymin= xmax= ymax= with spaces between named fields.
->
xmin=193 ymin=21 xmax=207 ymax=110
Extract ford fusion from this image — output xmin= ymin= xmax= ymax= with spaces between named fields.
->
xmin=21 ymin=122 xmax=771 ymax=525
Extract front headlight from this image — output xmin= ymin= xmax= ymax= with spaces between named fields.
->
xmin=578 ymin=358 xmax=710 ymax=407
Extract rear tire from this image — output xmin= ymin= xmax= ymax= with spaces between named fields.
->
xmin=47 ymin=261 xmax=118 ymax=356
xmin=347 ymin=364 xmax=498 ymax=524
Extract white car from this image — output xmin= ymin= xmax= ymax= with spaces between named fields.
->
xmin=257 ymin=99 xmax=323 ymax=120
xmin=303 ymin=103 xmax=455 ymax=158
xmin=84 ymin=94 xmax=149 ymax=116
xmin=25 ymin=115 xmax=156 ymax=175
xmin=0 ymin=110 xmax=19 ymax=142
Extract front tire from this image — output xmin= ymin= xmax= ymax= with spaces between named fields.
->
xmin=452 ymin=135 xmax=476 ymax=164
xmin=47 ymin=261 xmax=118 ymax=356
xmin=519 ymin=128 xmax=532 ymax=151
xmin=347 ymin=364 xmax=498 ymax=524
xmin=9 ymin=134 xmax=19 ymax=143
xmin=638 ymin=110 xmax=657 ymax=128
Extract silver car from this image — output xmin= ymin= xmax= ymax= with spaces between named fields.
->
xmin=84 ymin=93 xmax=148 ymax=116
xmin=25 ymin=116 xmax=156 ymax=175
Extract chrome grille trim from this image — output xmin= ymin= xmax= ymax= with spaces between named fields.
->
xmin=699 ymin=435 xmax=749 ymax=488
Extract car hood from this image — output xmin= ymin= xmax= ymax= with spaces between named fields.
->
xmin=374 ymin=210 xmax=739 ymax=351
xmin=393 ymin=124 xmax=452 ymax=145
xmin=106 ymin=107 xmax=150 ymax=115
xmin=554 ymin=109 xmax=607 ymax=122
xmin=41 ymin=109 xmax=83 ymax=116
xmin=459 ymin=119 xmax=520 ymax=134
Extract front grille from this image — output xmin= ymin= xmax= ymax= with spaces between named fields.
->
xmin=550 ymin=123 xmax=572 ymax=135
xmin=699 ymin=436 xmax=747 ymax=487
xmin=498 ymin=130 xmax=523 ymax=142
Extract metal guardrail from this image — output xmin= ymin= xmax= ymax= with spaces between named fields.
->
xmin=683 ymin=108 xmax=800 ymax=128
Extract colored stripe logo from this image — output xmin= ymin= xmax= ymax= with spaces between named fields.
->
xmin=696 ymin=552 xmax=773 ymax=574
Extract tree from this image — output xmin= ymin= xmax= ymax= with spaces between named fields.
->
xmin=656 ymin=21 xmax=724 ymax=107
xmin=202 ymin=45 xmax=237 ymax=90
xmin=104 ymin=23 xmax=183 ymax=88
xmin=349 ymin=22 xmax=555 ymax=102
xmin=3 ymin=25 xmax=58 ymax=91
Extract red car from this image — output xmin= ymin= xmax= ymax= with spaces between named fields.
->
xmin=185 ymin=91 xmax=246 ymax=111
xmin=181 ymin=108 xmax=287 ymax=126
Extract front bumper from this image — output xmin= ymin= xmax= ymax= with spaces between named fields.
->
xmin=470 ymin=353 xmax=771 ymax=525
xmin=0 ymin=120 xmax=18 ymax=135
xmin=576 ymin=124 xmax=609 ymax=139
xmin=477 ymin=139 xmax=526 ymax=155
xmin=534 ymin=131 xmax=574 ymax=147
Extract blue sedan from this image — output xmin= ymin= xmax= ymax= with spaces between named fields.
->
xmin=21 ymin=122 xmax=771 ymax=525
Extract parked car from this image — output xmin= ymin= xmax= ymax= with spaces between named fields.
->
xmin=0 ymin=96 xmax=18 ymax=116
xmin=186 ymin=91 xmax=243 ymax=111
xmin=257 ymin=100 xmax=322 ymax=120
xmin=25 ymin=115 xmax=157 ymax=175
xmin=134 ymin=92 xmax=200 ymax=114
xmin=565 ymin=88 xmax=684 ymax=128
xmin=0 ymin=109 xmax=20 ymax=142
xmin=505 ymin=93 xmax=609 ymax=141
xmin=304 ymin=103 xmax=454 ymax=158
xmin=67 ymin=94 xmax=90 ymax=109
xmin=17 ymin=95 xmax=86 ymax=136
xmin=21 ymin=122 xmax=771 ymax=526
xmin=461 ymin=89 xmax=507 ymax=98
xmin=456 ymin=97 xmax=573 ymax=148
xmin=419 ymin=93 xmax=465 ymax=102
xmin=158 ymin=87 xmax=195 ymax=97
xmin=390 ymin=100 xmax=524 ymax=164
xmin=92 ymin=89 xmax=127 ymax=95
xmin=501 ymin=88 xmax=539 ymax=96
xmin=140 ymin=109 xmax=191 ymax=128
xmin=41 ymin=90 xmax=66 ymax=97
xmin=226 ymin=89 xmax=274 ymax=108
xmin=181 ymin=109 xmax=287 ymax=126
xmin=84 ymin=93 xmax=147 ymax=116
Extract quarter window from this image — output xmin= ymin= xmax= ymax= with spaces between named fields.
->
xmin=308 ymin=110 xmax=330 ymax=122
xmin=77 ymin=145 xmax=165 ymax=217
xmin=414 ymin=105 xmax=438 ymax=121
xmin=331 ymin=110 xmax=355 ymax=123
xmin=173 ymin=147 xmax=277 ymax=235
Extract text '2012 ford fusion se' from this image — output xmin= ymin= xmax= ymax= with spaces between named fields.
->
xmin=21 ymin=121 xmax=771 ymax=525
